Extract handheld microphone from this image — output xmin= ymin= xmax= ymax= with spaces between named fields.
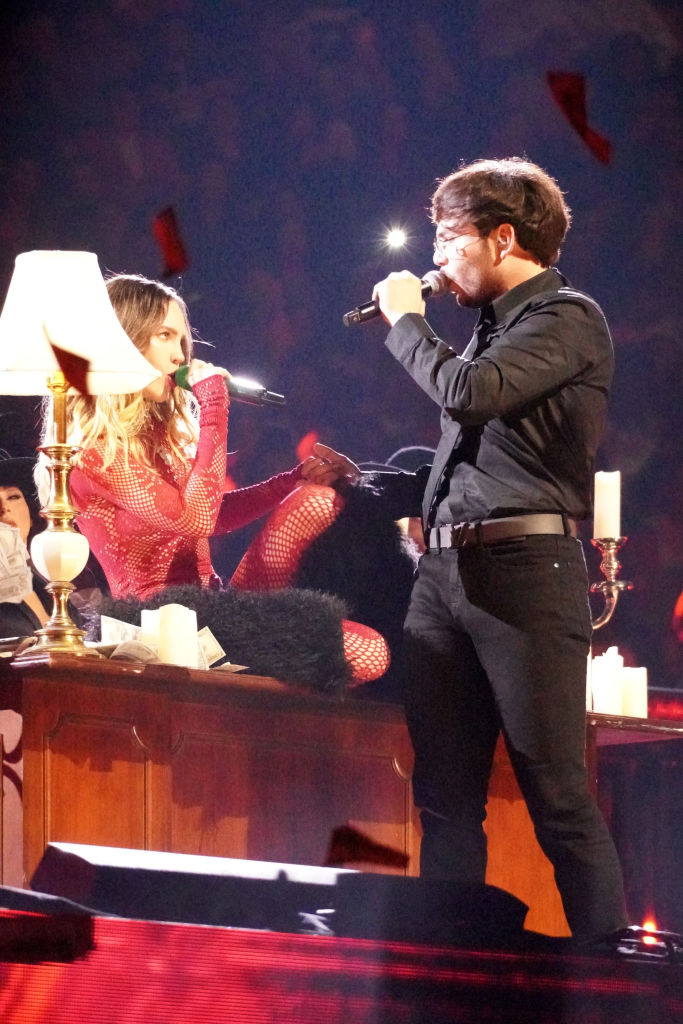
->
xmin=342 ymin=270 xmax=449 ymax=327
xmin=173 ymin=365 xmax=286 ymax=407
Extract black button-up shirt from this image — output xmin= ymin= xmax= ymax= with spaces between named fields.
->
xmin=384 ymin=267 xmax=614 ymax=526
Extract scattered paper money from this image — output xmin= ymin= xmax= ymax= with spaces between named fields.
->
xmin=0 ymin=522 xmax=33 ymax=604
xmin=198 ymin=625 xmax=226 ymax=667
xmin=98 ymin=614 xmax=245 ymax=672
xmin=100 ymin=615 xmax=142 ymax=645
xmin=109 ymin=641 xmax=160 ymax=663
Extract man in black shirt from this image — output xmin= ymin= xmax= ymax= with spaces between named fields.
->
xmin=372 ymin=158 xmax=627 ymax=942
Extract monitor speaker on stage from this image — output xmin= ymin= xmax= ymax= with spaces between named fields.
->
xmin=334 ymin=873 xmax=529 ymax=945
xmin=31 ymin=842 xmax=529 ymax=944
xmin=31 ymin=843 xmax=349 ymax=932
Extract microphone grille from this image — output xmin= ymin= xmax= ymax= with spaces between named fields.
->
xmin=173 ymin=364 xmax=191 ymax=390
xmin=421 ymin=270 xmax=449 ymax=296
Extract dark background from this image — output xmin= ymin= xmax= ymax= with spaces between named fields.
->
xmin=0 ymin=0 xmax=680 ymax=690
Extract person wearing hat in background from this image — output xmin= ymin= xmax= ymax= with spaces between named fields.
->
xmin=0 ymin=454 xmax=50 ymax=638
xmin=0 ymin=454 xmax=38 ymax=888
xmin=0 ymin=452 xmax=109 ymax=643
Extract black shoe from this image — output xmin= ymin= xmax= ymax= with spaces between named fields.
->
xmin=586 ymin=925 xmax=683 ymax=963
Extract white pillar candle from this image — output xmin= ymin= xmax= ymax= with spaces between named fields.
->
xmin=591 ymin=646 xmax=624 ymax=715
xmin=594 ymin=471 xmax=621 ymax=539
xmin=158 ymin=603 xmax=198 ymax=668
xmin=621 ymin=667 xmax=648 ymax=718
xmin=139 ymin=608 xmax=161 ymax=648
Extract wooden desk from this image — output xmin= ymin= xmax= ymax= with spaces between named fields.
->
xmin=0 ymin=656 xmax=416 ymax=881
xmin=2 ymin=655 xmax=681 ymax=937
xmin=587 ymin=711 xmax=683 ymax=934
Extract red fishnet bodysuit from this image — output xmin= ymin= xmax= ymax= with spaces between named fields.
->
xmin=71 ymin=375 xmax=389 ymax=684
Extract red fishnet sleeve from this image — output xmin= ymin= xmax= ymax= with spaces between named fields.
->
xmin=213 ymin=466 xmax=305 ymax=536
xmin=72 ymin=375 xmax=228 ymax=536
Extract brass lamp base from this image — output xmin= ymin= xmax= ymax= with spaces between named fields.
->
xmin=13 ymin=374 xmax=104 ymax=663
xmin=12 ymin=579 xmax=103 ymax=663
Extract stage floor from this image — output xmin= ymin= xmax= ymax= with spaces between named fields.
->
xmin=1 ymin=906 xmax=681 ymax=1024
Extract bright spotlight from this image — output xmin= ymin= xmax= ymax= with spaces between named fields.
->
xmin=385 ymin=227 xmax=407 ymax=249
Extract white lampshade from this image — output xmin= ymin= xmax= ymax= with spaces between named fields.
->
xmin=0 ymin=250 xmax=162 ymax=395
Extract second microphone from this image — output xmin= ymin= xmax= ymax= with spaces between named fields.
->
xmin=173 ymin=365 xmax=286 ymax=407
xmin=342 ymin=270 xmax=449 ymax=327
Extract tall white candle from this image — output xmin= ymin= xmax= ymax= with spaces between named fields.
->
xmin=594 ymin=471 xmax=621 ymax=539
xmin=621 ymin=667 xmax=648 ymax=718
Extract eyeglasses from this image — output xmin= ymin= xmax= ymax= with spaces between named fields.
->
xmin=433 ymin=232 xmax=484 ymax=259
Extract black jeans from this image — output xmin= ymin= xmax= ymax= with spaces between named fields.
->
xmin=402 ymin=535 xmax=627 ymax=940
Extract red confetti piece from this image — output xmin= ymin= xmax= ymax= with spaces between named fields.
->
xmin=50 ymin=343 xmax=91 ymax=394
xmin=296 ymin=430 xmax=319 ymax=462
xmin=153 ymin=206 xmax=189 ymax=277
xmin=547 ymin=72 xmax=611 ymax=165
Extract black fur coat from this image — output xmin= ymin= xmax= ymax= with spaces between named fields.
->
xmin=91 ymin=479 xmax=417 ymax=698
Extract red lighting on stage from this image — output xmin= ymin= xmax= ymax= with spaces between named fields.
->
xmin=642 ymin=917 xmax=658 ymax=945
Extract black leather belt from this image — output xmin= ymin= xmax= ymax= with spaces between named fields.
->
xmin=426 ymin=514 xmax=578 ymax=550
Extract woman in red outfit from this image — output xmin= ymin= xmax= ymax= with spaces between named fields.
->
xmin=43 ymin=274 xmax=389 ymax=684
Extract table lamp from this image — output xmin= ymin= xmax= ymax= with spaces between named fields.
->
xmin=0 ymin=250 xmax=162 ymax=660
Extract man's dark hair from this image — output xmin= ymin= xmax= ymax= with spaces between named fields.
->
xmin=431 ymin=157 xmax=572 ymax=266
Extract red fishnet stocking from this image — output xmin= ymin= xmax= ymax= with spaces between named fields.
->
xmin=230 ymin=484 xmax=390 ymax=684
xmin=230 ymin=484 xmax=344 ymax=590
xmin=341 ymin=618 xmax=391 ymax=687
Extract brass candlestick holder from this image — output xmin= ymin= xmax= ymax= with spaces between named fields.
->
xmin=590 ymin=536 xmax=633 ymax=630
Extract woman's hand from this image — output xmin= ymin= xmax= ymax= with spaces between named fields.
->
xmin=186 ymin=359 xmax=231 ymax=387
xmin=301 ymin=442 xmax=360 ymax=486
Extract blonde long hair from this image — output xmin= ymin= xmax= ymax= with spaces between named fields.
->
xmin=37 ymin=275 xmax=200 ymax=500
